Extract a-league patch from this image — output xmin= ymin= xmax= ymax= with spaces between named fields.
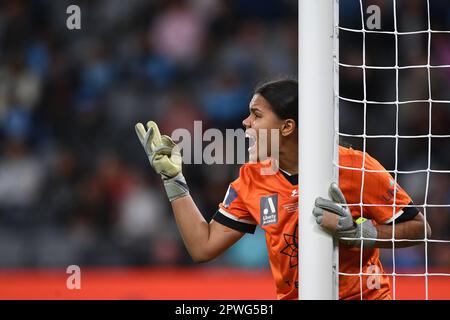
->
xmin=260 ymin=194 xmax=279 ymax=226
xmin=223 ymin=185 xmax=238 ymax=208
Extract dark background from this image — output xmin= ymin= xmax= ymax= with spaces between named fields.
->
xmin=0 ymin=0 xmax=447 ymax=277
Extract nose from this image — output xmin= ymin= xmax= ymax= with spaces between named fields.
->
xmin=242 ymin=115 xmax=251 ymax=129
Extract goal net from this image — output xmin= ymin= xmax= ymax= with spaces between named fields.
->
xmin=299 ymin=0 xmax=450 ymax=300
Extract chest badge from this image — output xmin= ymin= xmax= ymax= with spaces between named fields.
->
xmin=260 ymin=194 xmax=278 ymax=226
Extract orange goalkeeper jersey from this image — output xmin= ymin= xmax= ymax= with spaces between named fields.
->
xmin=212 ymin=146 xmax=417 ymax=300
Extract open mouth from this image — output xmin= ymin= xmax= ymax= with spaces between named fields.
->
xmin=245 ymin=131 xmax=257 ymax=153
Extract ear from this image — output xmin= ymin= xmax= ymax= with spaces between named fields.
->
xmin=280 ymin=119 xmax=296 ymax=137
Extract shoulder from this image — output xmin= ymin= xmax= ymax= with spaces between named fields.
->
xmin=338 ymin=145 xmax=383 ymax=170
xmin=238 ymin=160 xmax=271 ymax=178
xmin=338 ymin=145 xmax=364 ymax=162
xmin=232 ymin=160 xmax=272 ymax=191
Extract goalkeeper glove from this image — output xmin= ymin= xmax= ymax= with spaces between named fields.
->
xmin=313 ymin=182 xmax=378 ymax=248
xmin=135 ymin=120 xmax=189 ymax=202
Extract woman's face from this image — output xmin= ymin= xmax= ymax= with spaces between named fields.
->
xmin=242 ymin=94 xmax=284 ymax=163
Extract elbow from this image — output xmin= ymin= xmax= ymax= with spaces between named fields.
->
xmin=426 ymin=222 xmax=432 ymax=239
xmin=415 ymin=212 xmax=432 ymax=239
xmin=191 ymin=255 xmax=211 ymax=264
xmin=416 ymin=219 xmax=432 ymax=239
xmin=189 ymin=250 xmax=214 ymax=264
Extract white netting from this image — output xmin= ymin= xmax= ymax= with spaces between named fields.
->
xmin=335 ymin=0 xmax=450 ymax=299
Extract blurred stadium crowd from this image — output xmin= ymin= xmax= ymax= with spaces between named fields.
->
xmin=0 ymin=0 xmax=296 ymax=268
xmin=0 ymin=0 xmax=448 ymax=274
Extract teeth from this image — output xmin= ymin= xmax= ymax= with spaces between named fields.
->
xmin=246 ymin=134 xmax=256 ymax=147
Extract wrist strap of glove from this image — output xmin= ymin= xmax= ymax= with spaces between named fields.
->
xmin=162 ymin=172 xmax=190 ymax=202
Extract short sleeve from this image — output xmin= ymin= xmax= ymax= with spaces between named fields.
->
xmin=212 ymin=178 xmax=257 ymax=234
xmin=361 ymin=154 xmax=413 ymax=224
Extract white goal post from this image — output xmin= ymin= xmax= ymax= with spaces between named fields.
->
xmin=298 ymin=0 xmax=339 ymax=300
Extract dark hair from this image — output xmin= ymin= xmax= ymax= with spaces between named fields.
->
xmin=254 ymin=78 xmax=298 ymax=125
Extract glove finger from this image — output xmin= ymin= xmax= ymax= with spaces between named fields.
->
xmin=143 ymin=126 xmax=154 ymax=151
xmin=153 ymin=145 xmax=173 ymax=156
xmin=135 ymin=123 xmax=146 ymax=144
xmin=170 ymin=145 xmax=182 ymax=167
xmin=161 ymin=135 xmax=176 ymax=148
xmin=147 ymin=121 xmax=162 ymax=147
xmin=161 ymin=135 xmax=182 ymax=165
xmin=312 ymin=206 xmax=323 ymax=218
xmin=329 ymin=182 xmax=347 ymax=205
xmin=336 ymin=228 xmax=358 ymax=239
xmin=315 ymin=197 xmax=347 ymax=217
xmin=154 ymin=135 xmax=178 ymax=157
xmin=312 ymin=207 xmax=323 ymax=224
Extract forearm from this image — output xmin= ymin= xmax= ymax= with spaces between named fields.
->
xmin=135 ymin=121 xmax=243 ymax=262
xmin=171 ymin=195 xmax=212 ymax=261
xmin=314 ymin=183 xmax=432 ymax=250
xmin=374 ymin=219 xmax=428 ymax=248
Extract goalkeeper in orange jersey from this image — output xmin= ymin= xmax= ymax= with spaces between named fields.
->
xmin=135 ymin=78 xmax=431 ymax=300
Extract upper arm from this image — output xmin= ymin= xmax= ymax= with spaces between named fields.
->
xmin=360 ymin=154 xmax=415 ymax=224
xmin=202 ymin=220 xmax=246 ymax=261
xmin=213 ymin=182 xmax=258 ymax=233
xmin=200 ymin=176 xmax=257 ymax=262
xmin=394 ymin=211 xmax=432 ymax=238
xmin=416 ymin=212 xmax=432 ymax=238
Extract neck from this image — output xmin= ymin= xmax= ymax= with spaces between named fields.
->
xmin=278 ymin=138 xmax=298 ymax=174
